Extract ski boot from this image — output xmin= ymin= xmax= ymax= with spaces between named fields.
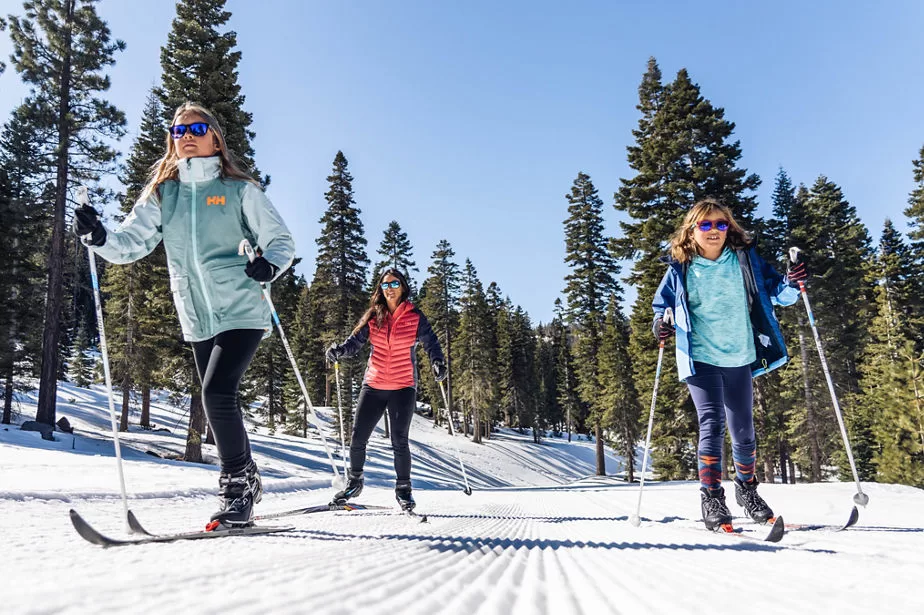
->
xmin=332 ymin=470 xmax=364 ymax=505
xmin=395 ymin=479 xmax=416 ymax=512
xmin=734 ymin=476 xmax=774 ymax=523
xmin=209 ymin=459 xmax=263 ymax=529
xmin=700 ymin=485 xmax=733 ymax=531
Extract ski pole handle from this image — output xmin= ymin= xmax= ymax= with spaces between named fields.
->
xmin=238 ymin=238 xmax=257 ymax=263
xmin=658 ymin=307 xmax=674 ymax=350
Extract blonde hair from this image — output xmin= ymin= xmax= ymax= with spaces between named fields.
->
xmin=138 ymin=102 xmax=259 ymax=204
xmin=669 ymin=198 xmax=751 ymax=263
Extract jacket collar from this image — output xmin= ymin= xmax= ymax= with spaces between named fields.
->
xmin=178 ymin=156 xmax=221 ymax=183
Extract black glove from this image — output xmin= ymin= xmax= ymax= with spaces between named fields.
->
xmin=432 ymin=360 xmax=448 ymax=382
xmin=244 ymin=256 xmax=277 ymax=282
xmin=654 ymin=317 xmax=675 ymax=342
xmin=73 ymin=204 xmax=106 ymax=247
xmin=787 ymin=261 xmax=808 ymax=283
xmin=326 ymin=344 xmax=344 ymax=364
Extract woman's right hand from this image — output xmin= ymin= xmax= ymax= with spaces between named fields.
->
xmin=73 ymin=204 xmax=107 ymax=246
xmin=326 ymin=343 xmax=344 ymax=363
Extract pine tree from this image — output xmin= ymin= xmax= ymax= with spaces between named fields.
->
xmin=534 ymin=321 xmax=563 ymax=439
xmin=99 ymin=89 xmax=174 ymax=431
xmin=313 ymin=151 xmax=369 ymax=439
xmin=158 ymin=0 xmax=260 ymax=179
xmin=553 ymin=298 xmax=581 ymax=442
xmin=7 ymin=0 xmax=127 ymax=428
xmin=784 ymin=176 xmax=873 ymax=480
xmin=372 ymin=221 xmax=418 ymax=295
xmin=904 ymin=144 xmax=924 ymax=348
xmin=857 ymin=221 xmax=924 ymax=486
xmin=416 ymin=240 xmax=461 ymax=429
xmin=453 ymin=260 xmax=494 ymax=443
xmin=0 ymin=105 xmax=48 ymax=424
xmin=597 ymin=295 xmax=641 ymax=480
xmin=614 ymin=59 xmax=762 ymax=479
xmin=562 ymin=171 xmax=619 ymax=474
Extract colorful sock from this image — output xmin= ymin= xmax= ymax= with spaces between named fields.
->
xmin=733 ymin=447 xmax=756 ymax=483
xmin=698 ymin=454 xmax=722 ymax=490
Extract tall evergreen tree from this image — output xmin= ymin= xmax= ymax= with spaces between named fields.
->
xmin=553 ymin=298 xmax=581 ymax=442
xmin=613 ymin=59 xmax=761 ymax=479
xmin=0 ymin=105 xmax=48 ymax=423
xmin=562 ymin=171 xmax=619 ymax=474
xmin=417 ymin=240 xmax=461 ymax=428
xmin=101 ymin=89 xmax=175 ymax=431
xmin=783 ymin=176 xmax=873 ymax=480
xmin=372 ymin=221 xmax=418 ymax=294
xmin=904 ymin=144 xmax=924 ymax=348
xmin=313 ymin=151 xmax=369 ymax=438
xmin=453 ymin=259 xmax=494 ymax=443
xmin=597 ymin=295 xmax=641 ymax=480
xmin=858 ymin=221 xmax=924 ymax=486
xmin=7 ymin=0 xmax=126 ymax=427
xmin=158 ymin=0 xmax=260 ymax=179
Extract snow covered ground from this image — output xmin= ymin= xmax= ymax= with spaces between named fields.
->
xmin=2 ymin=381 xmax=923 ymax=614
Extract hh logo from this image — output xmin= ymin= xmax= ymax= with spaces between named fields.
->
xmin=206 ymin=195 xmax=226 ymax=206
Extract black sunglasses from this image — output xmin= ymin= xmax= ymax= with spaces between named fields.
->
xmin=169 ymin=122 xmax=210 ymax=139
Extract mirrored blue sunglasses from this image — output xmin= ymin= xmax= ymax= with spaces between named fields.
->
xmin=380 ymin=280 xmax=401 ymax=290
xmin=695 ymin=219 xmax=729 ymax=232
xmin=169 ymin=122 xmax=210 ymax=139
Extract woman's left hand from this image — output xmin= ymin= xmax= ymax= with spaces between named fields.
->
xmin=245 ymin=256 xmax=277 ymax=282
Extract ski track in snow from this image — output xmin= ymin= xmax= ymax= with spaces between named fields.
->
xmin=3 ymin=382 xmax=924 ymax=614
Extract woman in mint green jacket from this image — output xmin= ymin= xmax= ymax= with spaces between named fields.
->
xmin=74 ymin=102 xmax=295 ymax=528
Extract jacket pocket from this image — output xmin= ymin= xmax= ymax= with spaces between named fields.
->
xmin=209 ymin=262 xmax=263 ymax=324
xmin=169 ymin=275 xmax=198 ymax=336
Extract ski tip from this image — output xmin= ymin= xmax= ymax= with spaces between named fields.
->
xmin=843 ymin=506 xmax=859 ymax=530
xmin=127 ymin=510 xmax=154 ymax=536
xmin=766 ymin=515 xmax=785 ymax=542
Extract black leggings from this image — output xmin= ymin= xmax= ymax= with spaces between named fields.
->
xmin=192 ymin=329 xmax=264 ymax=473
xmin=349 ymin=386 xmax=416 ymax=482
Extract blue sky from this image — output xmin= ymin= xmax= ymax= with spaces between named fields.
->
xmin=2 ymin=1 xmax=923 ymax=323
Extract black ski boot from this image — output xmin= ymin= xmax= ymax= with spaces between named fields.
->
xmin=210 ymin=459 xmax=263 ymax=528
xmin=395 ymin=479 xmax=416 ymax=512
xmin=332 ymin=470 xmax=364 ymax=504
xmin=734 ymin=476 xmax=775 ymax=523
xmin=700 ymin=485 xmax=733 ymax=530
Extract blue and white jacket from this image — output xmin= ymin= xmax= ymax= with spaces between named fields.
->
xmin=651 ymin=245 xmax=800 ymax=381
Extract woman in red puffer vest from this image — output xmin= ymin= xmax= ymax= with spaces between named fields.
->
xmin=325 ymin=268 xmax=446 ymax=511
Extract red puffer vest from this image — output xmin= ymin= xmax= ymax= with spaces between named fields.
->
xmin=364 ymin=301 xmax=422 ymax=390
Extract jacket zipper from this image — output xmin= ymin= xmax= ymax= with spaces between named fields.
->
xmin=189 ymin=175 xmax=216 ymax=334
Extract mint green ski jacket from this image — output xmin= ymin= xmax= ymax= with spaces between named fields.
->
xmin=90 ymin=156 xmax=295 ymax=342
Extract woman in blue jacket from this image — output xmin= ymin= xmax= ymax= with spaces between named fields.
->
xmin=74 ymin=102 xmax=295 ymax=528
xmin=651 ymin=198 xmax=806 ymax=530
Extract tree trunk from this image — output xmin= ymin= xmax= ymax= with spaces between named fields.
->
xmin=779 ymin=440 xmax=789 ymax=484
xmin=36 ymin=0 xmax=76 ymax=428
xmin=3 ymin=365 xmax=13 ymax=424
xmin=185 ymin=382 xmax=205 ymax=463
xmin=119 ymin=377 xmax=130 ymax=432
xmin=140 ymin=385 xmax=151 ymax=429
xmin=788 ymin=458 xmax=796 ymax=484
xmin=595 ymin=421 xmax=605 ymax=476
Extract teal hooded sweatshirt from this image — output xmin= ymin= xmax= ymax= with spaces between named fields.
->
xmin=90 ymin=156 xmax=295 ymax=342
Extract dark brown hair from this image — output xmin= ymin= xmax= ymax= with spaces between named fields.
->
xmin=352 ymin=268 xmax=410 ymax=334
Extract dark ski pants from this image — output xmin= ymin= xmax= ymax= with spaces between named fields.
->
xmin=192 ymin=328 xmax=264 ymax=474
xmin=686 ymin=362 xmax=757 ymax=490
xmin=349 ymin=385 xmax=416 ymax=482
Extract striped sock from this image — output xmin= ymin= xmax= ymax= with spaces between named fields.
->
xmin=733 ymin=447 xmax=756 ymax=483
xmin=698 ymin=454 xmax=722 ymax=490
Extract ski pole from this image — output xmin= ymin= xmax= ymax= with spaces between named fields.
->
xmin=78 ymin=186 xmax=130 ymax=532
xmin=630 ymin=307 xmax=673 ymax=527
xmin=437 ymin=379 xmax=473 ymax=495
xmin=334 ymin=361 xmax=348 ymax=481
xmin=238 ymin=239 xmax=342 ymax=485
xmin=789 ymin=247 xmax=868 ymax=507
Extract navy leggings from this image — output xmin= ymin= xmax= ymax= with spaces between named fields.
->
xmin=349 ymin=385 xmax=416 ymax=482
xmin=192 ymin=329 xmax=264 ymax=474
xmin=686 ymin=362 xmax=757 ymax=489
